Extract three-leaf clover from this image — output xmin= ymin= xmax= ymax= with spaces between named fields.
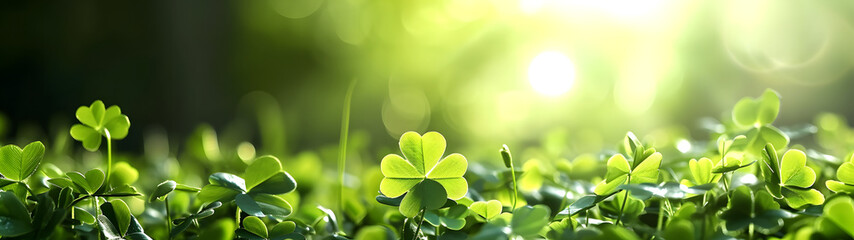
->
xmin=711 ymin=135 xmax=755 ymax=173
xmin=760 ymin=144 xmax=824 ymax=208
xmin=680 ymin=157 xmax=721 ymax=187
xmin=469 ymin=200 xmax=502 ymax=221
xmin=0 ymin=141 xmax=45 ymax=181
xmin=595 ymin=132 xmax=663 ymax=195
xmin=732 ymin=89 xmax=780 ymax=128
xmin=379 ymin=131 xmax=468 ymax=218
xmin=825 ymin=157 xmax=854 ymax=193
xmin=197 ymin=155 xmax=296 ymax=218
xmin=70 ymin=100 xmax=130 ymax=151
xmin=730 ymin=89 xmax=789 ymax=155
xmin=593 ymin=152 xmax=662 ymax=195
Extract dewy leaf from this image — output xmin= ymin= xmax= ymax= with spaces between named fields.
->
xmin=824 ymin=197 xmax=854 ymax=238
xmin=399 ymin=179 xmax=447 ymax=218
xmin=470 ymin=200 xmax=502 ymax=220
xmin=0 ymin=191 xmax=33 ymax=237
xmin=0 ymin=141 xmax=45 ymax=181
xmin=243 ymin=155 xmax=283 ymax=190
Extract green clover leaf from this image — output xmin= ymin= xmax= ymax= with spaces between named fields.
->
xmin=593 ymin=151 xmax=662 ymax=195
xmin=197 ymin=155 xmax=296 ymax=218
xmin=720 ymin=186 xmax=792 ymax=233
xmin=680 ymin=157 xmax=721 ymax=187
xmin=70 ymin=100 xmax=131 ymax=151
xmin=510 ymin=205 xmax=551 ymax=237
xmin=469 ymin=200 xmax=502 ymax=221
xmin=760 ymin=144 xmax=824 ymax=208
xmin=424 ymin=203 xmax=469 ymax=230
xmin=732 ymin=89 xmax=780 ymax=128
xmin=379 ymin=131 xmax=468 ymax=218
xmin=823 ymin=196 xmax=854 ymax=238
xmin=235 ymin=216 xmax=303 ymax=240
xmin=826 ymin=161 xmax=854 ymax=193
xmin=98 ymin=199 xmax=152 ymax=240
xmin=0 ymin=191 xmax=33 ymax=237
xmin=0 ymin=141 xmax=45 ymax=181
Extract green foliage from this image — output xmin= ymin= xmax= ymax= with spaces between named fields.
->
xmin=469 ymin=200 xmax=502 ymax=220
xmin=732 ymin=89 xmax=780 ymax=128
xmin=424 ymin=203 xmax=468 ymax=230
xmin=826 ymin=160 xmax=854 ymax=193
xmin=593 ymin=144 xmax=662 ymax=195
xmin=822 ymin=196 xmax=854 ymax=238
xmin=5 ymin=90 xmax=854 ymax=240
xmin=236 ymin=216 xmax=303 ymax=240
xmin=761 ymin=144 xmax=825 ymax=208
xmin=70 ymin=100 xmax=130 ymax=151
xmin=0 ymin=191 xmax=32 ymax=237
xmin=98 ymin=200 xmax=152 ymax=240
xmin=379 ymin=131 xmax=468 ymax=218
xmin=0 ymin=141 xmax=45 ymax=181
xmin=197 ymin=155 xmax=297 ymax=218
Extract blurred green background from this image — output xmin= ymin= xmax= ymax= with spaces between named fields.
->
xmin=2 ymin=0 xmax=854 ymax=157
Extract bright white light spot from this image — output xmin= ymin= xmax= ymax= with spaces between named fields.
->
xmin=676 ymin=139 xmax=691 ymax=153
xmin=519 ymin=0 xmax=547 ymax=14
xmin=740 ymin=173 xmax=758 ymax=185
xmin=528 ymin=51 xmax=576 ymax=97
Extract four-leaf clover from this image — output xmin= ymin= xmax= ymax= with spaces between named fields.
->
xmin=70 ymin=100 xmax=131 ymax=151
xmin=380 ymin=131 xmax=468 ymax=218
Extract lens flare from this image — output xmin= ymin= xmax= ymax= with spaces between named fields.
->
xmin=527 ymin=51 xmax=576 ymax=97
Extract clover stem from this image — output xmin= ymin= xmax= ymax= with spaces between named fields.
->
xmin=93 ymin=197 xmax=101 ymax=240
xmin=337 ymin=80 xmax=356 ymax=218
xmin=413 ymin=208 xmax=426 ymax=240
xmin=510 ymin=160 xmax=519 ymax=213
xmin=105 ymin=131 xmax=113 ymax=188
xmin=235 ymin=206 xmax=241 ymax=230
xmin=615 ymin=175 xmax=631 ymax=226
xmin=722 ymin=172 xmax=731 ymax=201
xmin=558 ymin=186 xmax=569 ymax=212
xmin=165 ymin=196 xmax=173 ymax=240
xmin=585 ymin=209 xmax=590 ymax=227
xmin=656 ymin=198 xmax=665 ymax=237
